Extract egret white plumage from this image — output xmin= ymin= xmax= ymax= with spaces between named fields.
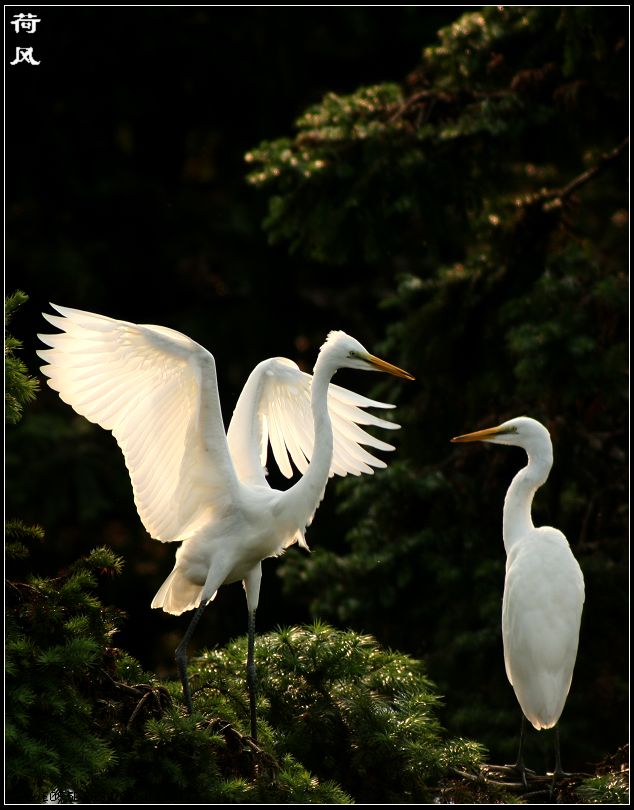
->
xmin=451 ymin=416 xmax=584 ymax=779
xmin=37 ymin=304 xmax=414 ymax=739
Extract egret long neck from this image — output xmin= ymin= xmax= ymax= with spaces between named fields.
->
xmin=284 ymin=354 xmax=335 ymax=524
xmin=502 ymin=446 xmax=552 ymax=554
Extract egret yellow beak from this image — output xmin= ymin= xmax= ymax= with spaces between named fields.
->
xmin=451 ymin=424 xmax=509 ymax=443
xmin=365 ymin=353 xmax=415 ymax=380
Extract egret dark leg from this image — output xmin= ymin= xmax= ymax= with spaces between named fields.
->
xmin=175 ymin=600 xmax=208 ymax=714
xmin=513 ymin=715 xmax=534 ymax=787
xmin=546 ymin=724 xmax=565 ymax=797
xmin=242 ymin=565 xmax=262 ymax=741
xmin=552 ymin=724 xmax=569 ymax=779
xmin=246 ymin=608 xmax=257 ymax=741
xmin=514 ymin=714 xmax=527 ymax=770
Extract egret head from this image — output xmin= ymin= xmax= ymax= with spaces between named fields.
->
xmin=451 ymin=416 xmax=552 ymax=456
xmin=319 ymin=330 xmax=414 ymax=379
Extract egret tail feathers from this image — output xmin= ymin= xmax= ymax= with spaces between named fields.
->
xmin=151 ymin=568 xmax=218 ymax=616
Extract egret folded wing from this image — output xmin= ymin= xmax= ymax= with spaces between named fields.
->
xmin=227 ymin=356 xmax=400 ymax=485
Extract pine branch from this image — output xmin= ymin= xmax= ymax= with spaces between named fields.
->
xmin=536 ymin=138 xmax=628 ymax=211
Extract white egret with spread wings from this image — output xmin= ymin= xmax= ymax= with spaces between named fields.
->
xmin=38 ymin=304 xmax=414 ymax=739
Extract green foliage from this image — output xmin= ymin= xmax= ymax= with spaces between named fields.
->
xmin=6 ymin=540 xmax=125 ymax=803
xmin=5 ymin=537 xmax=353 ymax=803
xmin=247 ymin=7 xmax=627 ymax=269
xmin=577 ymin=772 xmax=630 ymax=804
xmin=574 ymin=746 xmax=630 ymax=804
xmin=6 ymin=520 xmax=352 ymax=803
xmin=6 ymin=519 xmax=44 ymax=562
xmin=246 ymin=83 xmax=407 ymax=265
xmin=193 ymin=622 xmax=486 ymax=804
xmin=84 ymin=701 xmax=349 ymax=804
xmin=8 ymin=523 xmax=485 ymax=803
xmin=5 ymin=290 xmax=39 ymax=425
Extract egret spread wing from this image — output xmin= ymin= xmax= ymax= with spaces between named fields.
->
xmin=37 ymin=304 xmax=240 ymax=543
xmin=227 ymin=356 xmax=399 ymax=486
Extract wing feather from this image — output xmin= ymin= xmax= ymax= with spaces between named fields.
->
xmin=38 ymin=304 xmax=239 ymax=543
xmin=227 ymin=356 xmax=401 ymax=485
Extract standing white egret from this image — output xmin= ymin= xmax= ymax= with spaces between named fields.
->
xmin=37 ymin=304 xmax=414 ymax=739
xmin=451 ymin=416 xmax=585 ymax=779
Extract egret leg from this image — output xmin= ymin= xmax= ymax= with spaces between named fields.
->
xmin=175 ymin=600 xmax=208 ymax=714
xmin=552 ymin=724 xmax=569 ymax=779
xmin=513 ymin=715 xmax=535 ymax=787
xmin=243 ymin=564 xmax=262 ymax=742
xmin=247 ymin=608 xmax=257 ymax=741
